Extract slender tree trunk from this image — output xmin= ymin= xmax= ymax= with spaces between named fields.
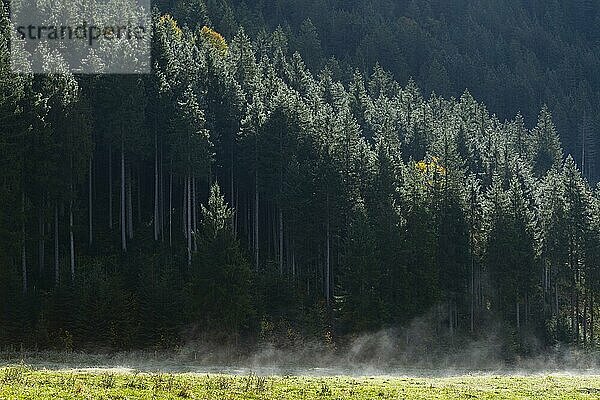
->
xmin=192 ymin=176 xmax=197 ymax=252
xmin=234 ymin=177 xmax=239 ymax=238
xmin=292 ymin=240 xmax=296 ymax=277
xmin=154 ymin=126 xmax=159 ymax=241
xmin=21 ymin=193 xmax=27 ymax=295
xmin=108 ymin=143 xmax=112 ymax=229
xmin=54 ymin=203 xmax=59 ymax=286
xmin=525 ymin=291 xmax=529 ymax=327
xmin=583 ymin=288 xmax=588 ymax=345
xmin=69 ymin=196 xmax=75 ymax=281
xmin=325 ymin=193 xmax=330 ymax=307
xmin=169 ymin=164 xmax=172 ymax=247
xmin=231 ymin=145 xmax=235 ymax=233
xmin=183 ymin=176 xmax=187 ymax=237
xmin=576 ymin=271 xmax=580 ymax=343
xmin=448 ymin=301 xmax=454 ymax=336
xmin=39 ymin=210 xmax=45 ymax=275
xmin=279 ymin=208 xmax=283 ymax=274
xmin=121 ymin=138 xmax=127 ymax=252
xmin=591 ymin=294 xmax=595 ymax=346
xmin=555 ymin=282 xmax=559 ymax=318
xmin=127 ymin=165 xmax=133 ymax=239
xmin=516 ymin=301 xmax=520 ymax=330
xmin=187 ymin=174 xmax=192 ymax=266
xmin=470 ymin=254 xmax=474 ymax=333
xmin=254 ymin=171 xmax=259 ymax=270
xmin=136 ymin=169 xmax=141 ymax=225
xmin=160 ymin=142 xmax=164 ymax=242
xmin=89 ymin=156 xmax=93 ymax=246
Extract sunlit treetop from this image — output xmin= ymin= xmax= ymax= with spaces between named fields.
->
xmin=158 ymin=14 xmax=183 ymax=40
xmin=416 ymin=156 xmax=446 ymax=175
xmin=200 ymin=26 xmax=228 ymax=55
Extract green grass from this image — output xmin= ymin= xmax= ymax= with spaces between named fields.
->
xmin=1 ymin=365 xmax=599 ymax=399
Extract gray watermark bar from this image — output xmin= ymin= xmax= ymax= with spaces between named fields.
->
xmin=10 ymin=0 xmax=151 ymax=74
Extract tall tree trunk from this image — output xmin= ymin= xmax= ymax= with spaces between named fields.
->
xmin=192 ymin=176 xmax=197 ymax=253
xmin=54 ymin=203 xmax=59 ymax=286
xmin=21 ymin=193 xmax=27 ymax=295
xmin=231 ymin=144 xmax=235 ymax=233
xmin=160 ymin=142 xmax=164 ymax=242
xmin=583 ymin=288 xmax=588 ymax=345
xmin=69 ymin=196 xmax=75 ymax=281
xmin=108 ymin=143 xmax=112 ymax=229
xmin=325 ymin=193 xmax=330 ymax=307
xmin=169 ymin=164 xmax=172 ymax=247
xmin=187 ymin=175 xmax=192 ymax=266
xmin=234 ymin=177 xmax=239 ymax=238
xmin=121 ymin=138 xmax=127 ymax=252
xmin=89 ymin=156 xmax=93 ymax=246
xmin=39 ymin=210 xmax=45 ymax=275
xmin=69 ymin=152 xmax=75 ymax=281
xmin=127 ymin=165 xmax=133 ymax=239
xmin=576 ymin=270 xmax=580 ymax=343
xmin=254 ymin=171 xmax=259 ymax=270
xmin=591 ymin=293 xmax=594 ymax=346
xmin=292 ymin=240 xmax=296 ymax=277
xmin=136 ymin=169 xmax=141 ymax=224
xmin=279 ymin=208 xmax=283 ymax=274
xmin=183 ymin=176 xmax=187 ymax=237
xmin=154 ymin=126 xmax=159 ymax=241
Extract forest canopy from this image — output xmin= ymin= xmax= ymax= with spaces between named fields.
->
xmin=0 ymin=0 xmax=599 ymax=356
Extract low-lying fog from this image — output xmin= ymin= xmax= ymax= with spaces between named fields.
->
xmin=2 ymin=328 xmax=599 ymax=377
xmin=2 ymin=310 xmax=599 ymax=377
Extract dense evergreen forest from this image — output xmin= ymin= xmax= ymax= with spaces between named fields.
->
xmin=1 ymin=0 xmax=599 ymax=355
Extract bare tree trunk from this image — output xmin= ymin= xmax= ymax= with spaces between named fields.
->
xmin=234 ymin=178 xmax=239 ymax=238
xmin=69 ymin=196 xmax=75 ymax=281
xmin=292 ymin=240 xmax=296 ymax=277
xmin=39 ymin=210 xmax=44 ymax=275
xmin=154 ymin=126 xmax=159 ymax=241
xmin=254 ymin=171 xmax=259 ymax=270
xmin=169 ymin=165 xmax=172 ymax=247
xmin=89 ymin=156 xmax=93 ymax=246
xmin=127 ymin=165 xmax=133 ymax=239
xmin=279 ymin=208 xmax=283 ymax=274
xmin=187 ymin=175 xmax=192 ymax=266
xmin=449 ymin=301 xmax=454 ymax=336
xmin=576 ymin=271 xmax=580 ymax=343
xmin=121 ymin=138 xmax=127 ymax=252
xmin=160 ymin=143 xmax=164 ymax=242
xmin=136 ymin=169 xmax=141 ymax=224
xmin=470 ymin=257 xmax=474 ymax=333
xmin=183 ymin=176 xmax=187 ymax=237
xmin=108 ymin=144 xmax=112 ymax=229
xmin=326 ymin=193 xmax=331 ymax=307
xmin=583 ymin=288 xmax=588 ymax=345
xmin=21 ymin=193 xmax=27 ymax=295
xmin=231 ymin=146 xmax=235 ymax=233
xmin=54 ymin=203 xmax=59 ymax=286
xmin=591 ymin=294 xmax=595 ymax=346
xmin=555 ymin=283 xmax=559 ymax=318
xmin=525 ymin=291 xmax=529 ymax=327
xmin=192 ymin=176 xmax=197 ymax=252
xmin=516 ymin=301 xmax=520 ymax=330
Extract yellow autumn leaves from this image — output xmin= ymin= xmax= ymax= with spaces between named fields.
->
xmin=415 ymin=156 xmax=446 ymax=175
xmin=157 ymin=16 xmax=227 ymax=55
xmin=200 ymin=26 xmax=228 ymax=55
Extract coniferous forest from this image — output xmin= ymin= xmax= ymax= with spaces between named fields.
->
xmin=1 ymin=0 xmax=600 ymax=356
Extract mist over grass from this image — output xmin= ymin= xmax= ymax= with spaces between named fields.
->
xmin=2 ymin=310 xmax=599 ymax=377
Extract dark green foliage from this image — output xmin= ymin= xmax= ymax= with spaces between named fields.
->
xmin=0 ymin=1 xmax=599 ymax=354
xmin=187 ymin=184 xmax=253 ymax=338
